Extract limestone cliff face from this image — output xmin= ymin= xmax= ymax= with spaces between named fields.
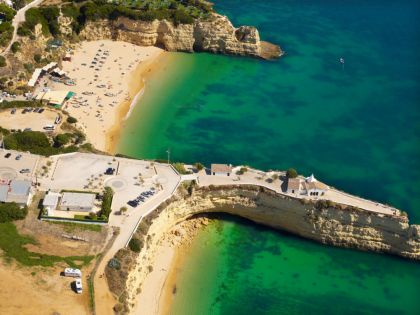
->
xmin=123 ymin=185 xmax=419 ymax=309
xmin=78 ymin=14 xmax=282 ymax=59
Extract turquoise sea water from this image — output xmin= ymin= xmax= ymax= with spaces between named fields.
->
xmin=117 ymin=0 xmax=420 ymax=313
xmin=169 ymin=215 xmax=420 ymax=315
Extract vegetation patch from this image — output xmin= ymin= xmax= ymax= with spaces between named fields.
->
xmin=0 ymin=202 xmax=28 ymax=223
xmin=100 ymin=186 xmax=114 ymax=219
xmin=0 ymin=4 xmax=16 ymax=47
xmin=0 ymin=222 xmax=94 ymax=268
xmin=4 ymin=130 xmax=79 ymax=156
xmin=47 ymin=220 xmax=102 ymax=232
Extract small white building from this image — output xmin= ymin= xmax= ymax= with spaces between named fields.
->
xmin=302 ymin=174 xmax=329 ymax=196
xmin=59 ymin=192 xmax=95 ymax=212
xmin=211 ymin=164 xmax=232 ymax=176
xmin=43 ymin=191 xmax=61 ymax=215
xmin=0 ymin=180 xmax=33 ymax=206
xmin=286 ymin=178 xmax=301 ymax=194
xmin=286 ymin=174 xmax=329 ymax=197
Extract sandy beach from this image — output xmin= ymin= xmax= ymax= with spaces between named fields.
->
xmin=47 ymin=40 xmax=164 ymax=152
xmin=131 ymin=218 xmax=210 ymax=315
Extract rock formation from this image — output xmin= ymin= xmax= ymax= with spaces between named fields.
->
xmin=79 ymin=14 xmax=282 ymax=59
xmin=119 ymin=185 xmax=419 ymax=311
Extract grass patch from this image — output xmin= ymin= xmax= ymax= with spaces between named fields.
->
xmin=0 ymin=222 xmax=94 ymax=268
xmin=48 ymin=220 xmax=102 ymax=233
xmin=88 ymin=276 xmax=95 ymax=311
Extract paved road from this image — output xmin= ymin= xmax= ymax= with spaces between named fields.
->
xmin=1 ymin=0 xmax=45 ymax=56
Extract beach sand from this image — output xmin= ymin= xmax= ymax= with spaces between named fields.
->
xmin=48 ymin=40 xmax=164 ymax=152
xmin=132 ymin=241 xmax=177 ymax=315
xmin=132 ymin=218 xmax=210 ymax=315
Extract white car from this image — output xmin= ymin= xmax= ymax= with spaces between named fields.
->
xmin=74 ymin=278 xmax=82 ymax=294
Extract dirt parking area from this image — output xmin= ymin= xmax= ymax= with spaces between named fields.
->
xmin=0 ymin=108 xmax=60 ymax=132
xmin=0 ymin=262 xmax=90 ymax=315
xmin=0 ymin=193 xmax=111 ymax=315
xmin=0 ymin=149 xmax=39 ymax=180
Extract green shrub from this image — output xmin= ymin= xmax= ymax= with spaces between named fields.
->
xmin=172 ymin=162 xmax=189 ymax=175
xmin=67 ymin=116 xmax=78 ymax=124
xmin=286 ymin=168 xmax=298 ymax=178
xmin=100 ymin=186 xmax=114 ymax=218
xmin=54 ymin=133 xmax=72 ymax=147
xmin=128 ymin=237 xmax=142 ymax=252
xmin=4 ymin=130 xmax=78 ymax=156
xmin=0 ymin=202 xmax=28 ymax=222
xmin=11 ymin=41 xmax=20 ymax=53
xmin=34 ymin=53 xmax=41 ymax=63
xmin=194 ymin=162 xmax=204 ymax=171
xmin=237 ymin=167 xmax=248 ymax=175
xmin=0 ymin=4 xmax=16 ymax=21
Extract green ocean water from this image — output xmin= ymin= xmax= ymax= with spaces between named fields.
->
xmin=169 ymin=215 xmax=420 ymax=315
xmin=117 ymin=0 xmax=420 ymax=313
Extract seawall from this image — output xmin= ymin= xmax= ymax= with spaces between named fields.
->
xmin=108 ymin=184 xmax=419 ymax=312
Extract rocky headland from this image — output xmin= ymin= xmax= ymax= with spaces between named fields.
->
xmin=106 ymin=184 xmax=420 ymax=313
xmin=76 ymin=14 xmax=282 ymax=59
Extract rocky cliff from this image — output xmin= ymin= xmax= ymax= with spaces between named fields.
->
xmin=119 ymin=185 xmax=419 ymax=311
xmin=78 ymin=14 xmax=282 ymax=59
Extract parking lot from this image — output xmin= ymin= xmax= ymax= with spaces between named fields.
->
xmin=0 ymin=149 xmax=39 ymax=180
xmin=39 ymin=153 xmax=179 ymax=217
xmin=0 ymin=108 xmax=61 ymax=132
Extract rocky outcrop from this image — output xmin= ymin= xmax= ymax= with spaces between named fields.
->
xmin=79 ymin=14 xmax=282 ymax=59
xmin=121 ymin=185 xmax=419 ymax=310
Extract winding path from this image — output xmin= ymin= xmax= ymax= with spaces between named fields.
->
xmin=1 ymin=0 xmax=44 ymax=56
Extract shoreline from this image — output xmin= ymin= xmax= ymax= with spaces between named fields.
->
xmin=105 ymin=51 xmax=168 ymax=154
xmin=49 ymin=40 xmax=164 ymax=153
xmin=105 ymin=52 xmax=169 ymax=154
xmin=132 ymin=217 xmax=210 ymax=315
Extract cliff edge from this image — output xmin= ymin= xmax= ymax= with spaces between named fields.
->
xmin=105 ymin=184 xmax=419 ymax=313
xmin=77 ymin=14 xmax=282 ymax=59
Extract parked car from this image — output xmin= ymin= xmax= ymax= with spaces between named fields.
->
xmin=11 ymin=108 xmax=16 ymax=114
xmin=74 ymin=278 xmax=83 ymax=294
xmin=20 ymin=168 xmax=30 ymax=174
xmin=15 ymin=154 xmax=22 ymax=160
xmin=105 ymin=167 xmax=115 ymax=175
xmin=38 ymin=108 xmax=44 ymax=113
xmin=4 ymin=153 xmax=11 ymax=158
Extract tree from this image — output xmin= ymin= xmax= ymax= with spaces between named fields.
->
xmin=11 ymin=41 xmax=20 ymax=54
xmin=100 ymin=186 xmax=114 ymax=218
xmin=194 ymin=162 xmax=204 ymax=171
xmin=0 ymin=202 xmax=28 ymax=222
xmin=286 ymin=168 xmax=298 ymax=178
xmin=0 ymin=56 xmax=6 ymax=67
xmin=54 ymin=133 xmax=71 ymax=147
xmin=128 ymin=238 xmax=142 ymax=252
xmin=119 ymin=206 xmax=127 ymax=215
xmin=236 ymin=167 xmax=248 ymax=175
xmin=0 ymin=4 xmax=16 ymax=21
xmin=66 ymin=116 xmax=77 ymax=124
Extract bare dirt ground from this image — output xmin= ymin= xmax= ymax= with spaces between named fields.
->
xmin=0 ymin=192 xmax=111 ymax=315
xmin=0 ymin=261 xmax=90 ymax=315
xmin=0 ymin=108 xmax=60 ymax=132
